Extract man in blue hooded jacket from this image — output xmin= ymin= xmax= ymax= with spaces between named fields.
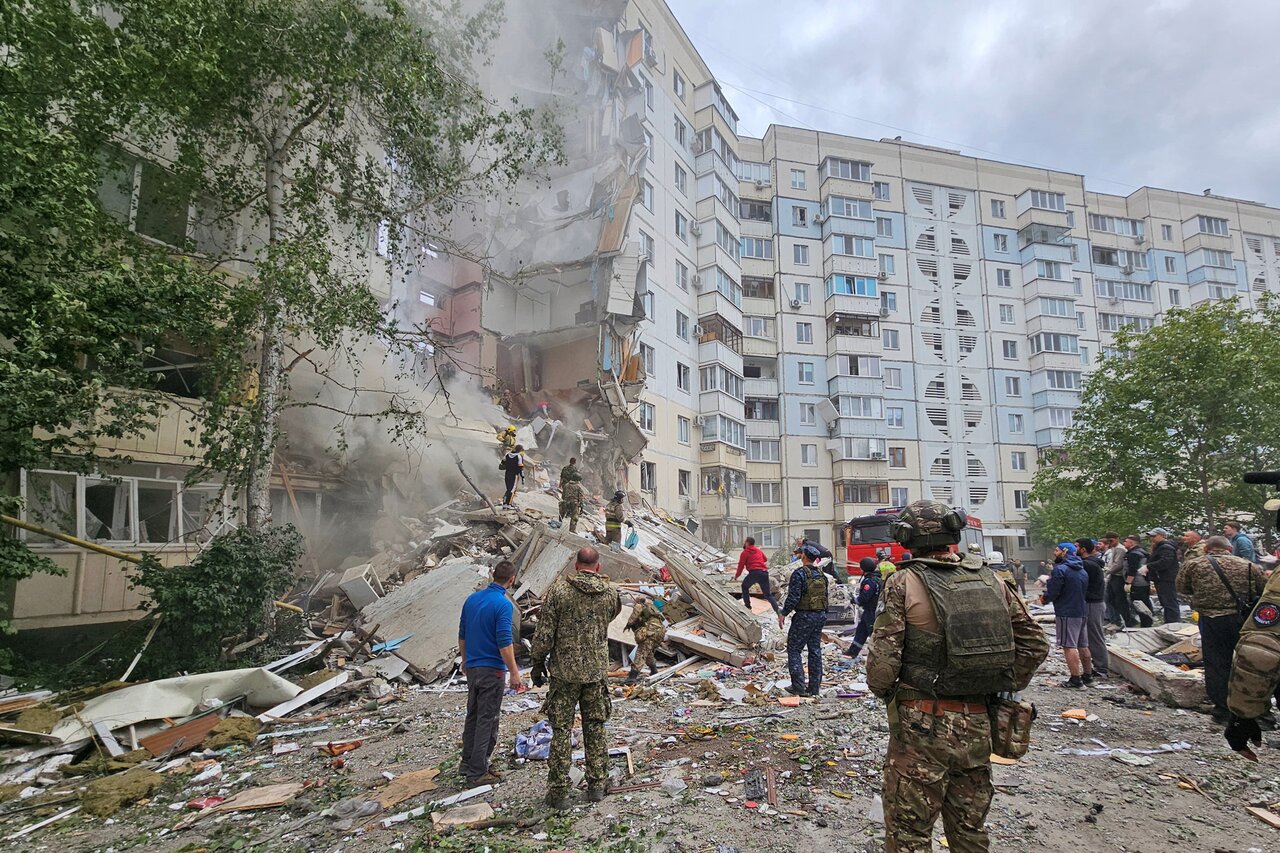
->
xmin=1044 ymin=542 xmax=1093 ymax=688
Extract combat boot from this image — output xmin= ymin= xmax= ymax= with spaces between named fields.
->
xmin=586 ymin=786 xmax=606 ymax=803
xmin=648 ymin=663 xmax=659 ymax=676
xmin=625 ymin=667 xmax=641 ymax=684
xmin=545 ymin=791 xmax=571 ymax=810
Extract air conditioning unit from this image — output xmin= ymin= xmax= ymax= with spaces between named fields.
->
xmin=1121 ymin=264 xmax=1134 ymax=275
xmin=693 ymin=415 xmax=706 ymax=427
xmin=643 ymin=46 xmax=658 ymax=67
xmin=870 ymin=451 xmax=886 ymax=460
xmin=877 ymin=271 xmax=889 ymax=280
xmin=684 ymin=497 xmax=698 ymax=512
xmin=790 ymin=298 xmax=802 ymax=309
xmin=1134 ymin=235 xmax=1146 ymax=245
xmin=691 ymin=273 xmax=703 ymax=289
xmin=813 ymin=214 xmax=826 ymax=225
xmin=1108 ymin=296 xmax=1120 ymax=305
xmin=689 ymin=222 xmax=702 ymax=237
xmin=692 ymin=324 xmax=704 ymax=336
xmin=754 ymin=178 xmax=772 ymax=188
xmin=879 ymin=307 xmax=890 ymax=318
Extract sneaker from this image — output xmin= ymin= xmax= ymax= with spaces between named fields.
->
xmin=1061 ymin=676 xmax=1084 ymax=689
xmin=1081 ymin=673 xmax=1095 ymax=686
xmin=586 ymin=787 xmax=606 ymax=803
xmin=545 ymin=791 xmax=571 ymax=810
xmin=784 ymin=684 xmax=805 ymax=697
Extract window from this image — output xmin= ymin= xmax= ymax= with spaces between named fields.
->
xmin=748 ymin=482 xmax=782 ymax=505
xmin=639 ymin=342 xmax=655 ymax=375
xmin=641 ymin=291 xmax=655 ymax=320
xmin=800 ymin=403 xmax=816 ymax=425
xmin=744 ymin=398 xmax=780 ymax=420
xmin=1011 ymin=451 xmax=1027 ymax=471
xmin=642 ymin=74 xmax=654 ymax=109
xmin=826 ymin=197 xmax=874 ymax=219
xmin=793 ymin=244 xmax=810 ymax=265
xmin=825 ymin=158 xmax=872 ymax=181
xmin=991 ymin=199 xmax=1006 ymax=219
xmin=1197 ymin=215 xmax=1229 ymax=236
xmin=792 ymin=207 xmax=808 ymax=227
xmin=1161 ymin=224 xmax=1173 ymax=240
xmin=837 ymin=396 xmax=884 ymax=418
xmin=1002 ymin=339 xmax=1018 ymax=359
xmin=641 ymin=180 xmax=654 ymax=211
xmin=837 ymin=481 xmax=890 ymax=504
xmin=791 ymin=169 xmax=806 ymax=189
xmin=794 ymin=282 xmax=811 ymax=304
xmin=640 ymin=461 xmax=656 ymax=492
xmin=673 ymin=70 xmax=686 ymax=100
xmin=881 ymin=290 xmax=898 ymax=311
xmin=1046 ymin=370 xmax=1082 ymax=390
xmin=1164 ymin=256 xmax=1176 ymax=274
xmin=879 ymin=254 xmax=896 ymax=275
xmin=1014 ymin=489 xmax=1029 ymax=510
xmin=994 ymin=233 xmax=1009 ymax=253
xmin=886 ymin=406 xmax=904 ymax=428
xmin=1039 ymin=297 xmax=1073 ymax=317
xmin=737 ymin=160 xmax=771 ymax=183
xmin=1048 ymin=407 xmax=1075 ymax=427
xmin=1036 ymin=260 xmax=1065 ymax=280
xmin=743 ymin=276 xmax=774 ymax=299
xmin=678 ymin=469 xmax=691 ymax=497
xmin=802 ymin=486 xmax=820 ymax=508
xmin=676 ymin=362 xmax=691 ymax=392
xmin=838 ymin=354 xmax=882 ymax=377
xmin=639 ymin=402 xmax=655 ymax=432
xmin=1029 ymin=190 xmax=1066 ymax=211
xmin=676 ymin=311 xmax=689 ymax=340
xmin=1072 ymin=277 xmax=1083 ymax=296
xmin=884 ymin=367 xmax=902 ymax=389
xmin=890 ymin=487 xmax=909 ymax=506
xmin=741 ymin=236 xmax=773 ymax=259
xmin=675 ymin=261 xmax=689 ymax=291
xmin=744 ymin=316 xmax=774 ymax=338
xmin=699 ymin=366 xmax=745 ymax=400
xmin=1008 ymin=413 xmax=1024 ymax=433
xmin=644 ymin=129 xmax=653 ymax=153
xmin=876 ymin=217 xmax=894 ymax=238
xmin=1029 ymin=332 xmax=1080 ymax=354
xmin=1098 ymin=313 xmax=1155 ymax=332
xmin=1087 ymin=214 xmax=1144 ymax=237
xmin=1168 ymin=288 xmax=1181 ymax=306
xmin=678 ymin=416 xmax=691 ymax=445
xmin=1095 ymin=279 xmax=1153 ymax=301
xmin=739 ymin=200 xmax=770 ymax=222
xmin=801 ymin=444 xmax=817 ymax=466
xmin=798 ymin=361 xmax=815 ymax=384
xmin=1075 ymin=311 xmax=1087 ymax=330
xmin=832 ymin=235 xmax=875 ymax=257
xmin=826 ymin=274 xmax=878 ymax=297
xmin=873 ymin=181 xmax=891 ymax=200
xmin=671 ymin=166 xmax=688 ymax=199
xmin=796 ymin=322 xmax=813 ymax=344
xmin=715 ymin=220 xmax=740 ymax=260
xmin=996 ymin=268 xmax=1012 ymax=288
xmin=999 ymin=303 xmax=1014 ymax=324
xmin=747 ymin=439 xmax=781 ymax=462
xmin=1202 ymin=248 xmax=1233 ymax=268
xmin=882 ymin=328 xmax=900 ymax=349
xmin=639 ymin=229 xmax=654 ymax=262
xmin=674 ymin=212 xmax=688 ymax=242
xmin=1005 ymin=376 xmax=1021 ymax=397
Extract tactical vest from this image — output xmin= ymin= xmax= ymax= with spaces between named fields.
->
xmin=899 ymin=558 xmax=1016 ymax=696
xmin=796 ymin=565 xmax=829 ymax=611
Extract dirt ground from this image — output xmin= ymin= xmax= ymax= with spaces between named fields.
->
xmin=7 ymin=627 xmax=1279 ymax=853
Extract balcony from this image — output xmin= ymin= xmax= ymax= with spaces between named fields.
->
xmin=699 ymin=493 xmax=748 ymax=521
xmin=1031 ymin=389 xmax=1083 ymax=410
xmin=698 ymin=446 xmax=746 ymax=471
xmin=1035 ymin=427 xmax=1068 ymax=448
xmin=824 ymin=291 xmax=880 ymax=319
xmin=827 ymin=334 xmax=882 ymax=358
xmin=818 ymin=215 xmax=876 ymax=240
xmin=1018 ymin=240 xmax=1074 ymax=266
xmin=742 ymin=335 xmax=778 ymax=358
xmin=823 ymin=253 xmax=877 ymax=279
xmin=820 ymin=174 xmax=874 ymax=201
xmin=744 ymin=377 xmax=779 ymax=397
xmin=697 ymin=314 xmax=743 ymax=354
xmin=697 ymin=289 xmax=744 ymax=331
xmin=1016 ymin=205 xmax=1070 ymax=232
xmin=1187 ymin=264 xmax=1239 ymax=286
xmin=830 ymin=416 xmax=884 ymax=438
xmin=1017 ymin=223 xmax=1071 ymax=248
xmin=744 ymin=419 xmax=781 ymax=440
xmin=831 ymin=458 xmax=888 ymax=481
xmin=695 ymin=149 xmax=737 ymax=188
xmin=828 ymin=374 xmax=883 ymax=397
xmin=1025 ymin=314 xmax=1083 ymax=336
xmin=697 ymin=244 xmax=742 ymax=278
xmin=698 ymin=388 xmax=743 ymax=418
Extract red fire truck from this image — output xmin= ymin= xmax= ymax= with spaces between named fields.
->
xmin=844 ymin=508 xmax=984 ymax=575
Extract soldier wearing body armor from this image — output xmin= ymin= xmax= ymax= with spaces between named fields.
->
xmin=624 ymin=596 xmax=667 ymax=683
xmin=558 ymin=458 xmax=584 ymax=533
xmin=867 ymin=501 xmax=1049 ymax=853
xmin=780 ymin=544 xmax=830 ymax=697
xmin=1225 ymin=540 xmax=1280 ymax=756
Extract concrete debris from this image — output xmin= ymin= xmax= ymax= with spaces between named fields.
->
xmin=82 ymin=767 xmax=164 ymax=817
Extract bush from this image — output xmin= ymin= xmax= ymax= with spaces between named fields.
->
xmin=135 ymin=525 xmax=304 ymax=676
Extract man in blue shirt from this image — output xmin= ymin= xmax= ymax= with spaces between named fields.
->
xmin=1044 ymin=542 xmax=1091 ymax=688
xmin=1223 ymin=522 xmax=1257 ymax=563
xmin=458 ymin=560 xmax=523 ymax=784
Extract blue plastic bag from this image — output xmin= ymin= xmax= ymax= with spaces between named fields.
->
xmin=514 ymin=719 xmax=575 ymax=760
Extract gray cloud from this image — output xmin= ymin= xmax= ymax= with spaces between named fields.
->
xmin=666 ymin=0 xmax=1280 ymax=203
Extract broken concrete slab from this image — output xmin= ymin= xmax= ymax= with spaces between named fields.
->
xmin=360 ymin=560 xmax=488 ymax=680
xmin=1106 ymin=645 xmax=1204 ymax=708
xmin=512 ymin=523 xmax=650 ymax=601
xmin=654 ymin=546 xmax=762 ymax=647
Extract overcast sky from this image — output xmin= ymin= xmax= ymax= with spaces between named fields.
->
xmin=666 ymin=0 xmax=1280 ymax=204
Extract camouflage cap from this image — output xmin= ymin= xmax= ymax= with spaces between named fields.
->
xmin=890 ymin=500 xmax=966 ymax=552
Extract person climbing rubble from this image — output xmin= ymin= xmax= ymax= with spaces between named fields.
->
xmin=500 ymin=444 xmax=525 ymax=507
xmin=604 ymin=490 xmax=626 ymax=546
xmin=624 ymin=595 xmax=667 ymax=684
xmin=558 ymin=457 xmax=584 ymax=532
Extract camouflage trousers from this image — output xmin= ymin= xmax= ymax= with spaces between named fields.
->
xmin=883 ymin=702 xmax=993 ymax=853
xmin=558 ymin=499 xmax=582 ymax=532
xmin=544 ymin=678 xmax=612 ymax=795
xmin=786 ymin=610 xmax=827 ymax=693
xmin=633 ymin=627 xmax=666 ymax=669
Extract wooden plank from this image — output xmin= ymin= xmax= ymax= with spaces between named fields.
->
xmin=138 ymin=712 xmax=222 ymax=757
xmin=256 ymin=672 xmax=350 ymax=722
xmin=92 ymin=721 xmax=126 ymax=757
xmin=647 ymin=655 xmax=703 ymax=684
xmin=376 ymin=767 xmax=440 ymax=809
xmin=1246 ymin=806 xmax=1280 ymax=830
xmin=5 ymin=805 xmax=81 ymax=840
xmin=212 ymin=782 xmax=304 ymax=812
xmin=1106 ymin=645 xmax=1204 ymax=708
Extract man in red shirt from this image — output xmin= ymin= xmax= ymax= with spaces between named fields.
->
xmin=736 ymin=536 xmax=780 ymax=614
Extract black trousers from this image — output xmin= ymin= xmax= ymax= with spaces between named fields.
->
xmin=503 ymin=469 xmax=519 ymax=505
xmin=1199 ymin=613 xmax=1246 ymax=711
xmin=460 ymin=666 xmax=506 ymax=780
xmin=1105 ymin=575 xmax=1134 ymax=627
xmin=850 ymin=604 xmax=876 ymax=653
xmin=1154 ymin=571 xmax=1181 ymax=623
xmin=1129 ymin=584 xmax=1154 ymax=627
xmin=741 ymin=570 xmax=780 ymax=612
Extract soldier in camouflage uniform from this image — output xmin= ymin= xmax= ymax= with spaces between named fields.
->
xmin=780 ymin=544 xmax=830 ymax=697
xmin=1178 ymin=535 xmax=1267 ymax=720
xmin=1226 ymin=554 xmax=1280 ymax=756
xmin=529 ymin=546 xmax=622 ymax=809
xmin=624 ymin=596 xmax=667 ymax=683
xmin=558 ymin=458 xmax=585 ymax=533
xmin=867 ymin=501 xmax=1049 ymax=853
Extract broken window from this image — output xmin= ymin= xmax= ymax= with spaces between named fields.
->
xmin=136 ymin=480 xmax=179 ymax=543
xmin=135 ymin=160 xmax=191 ymax=247
xmin=23 ymin=471 xmax=77 ymax=542
xmin=84 ymin=477 xmax=133 ymax=542
xmin=677 ymin=469 xmax=691 ymax=497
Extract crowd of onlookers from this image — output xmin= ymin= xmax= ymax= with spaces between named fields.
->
xmin=1040 ymin=525 xmax=1274 ymax=723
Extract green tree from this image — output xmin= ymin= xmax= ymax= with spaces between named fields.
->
xmin=115 ymin=0 xmax=563 ymax=528
xmin=1029 ymin=298 xmax=1280 ymax=541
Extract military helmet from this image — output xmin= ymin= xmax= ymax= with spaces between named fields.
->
xmin=890 ymin=500 xmax=967 ymax=552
